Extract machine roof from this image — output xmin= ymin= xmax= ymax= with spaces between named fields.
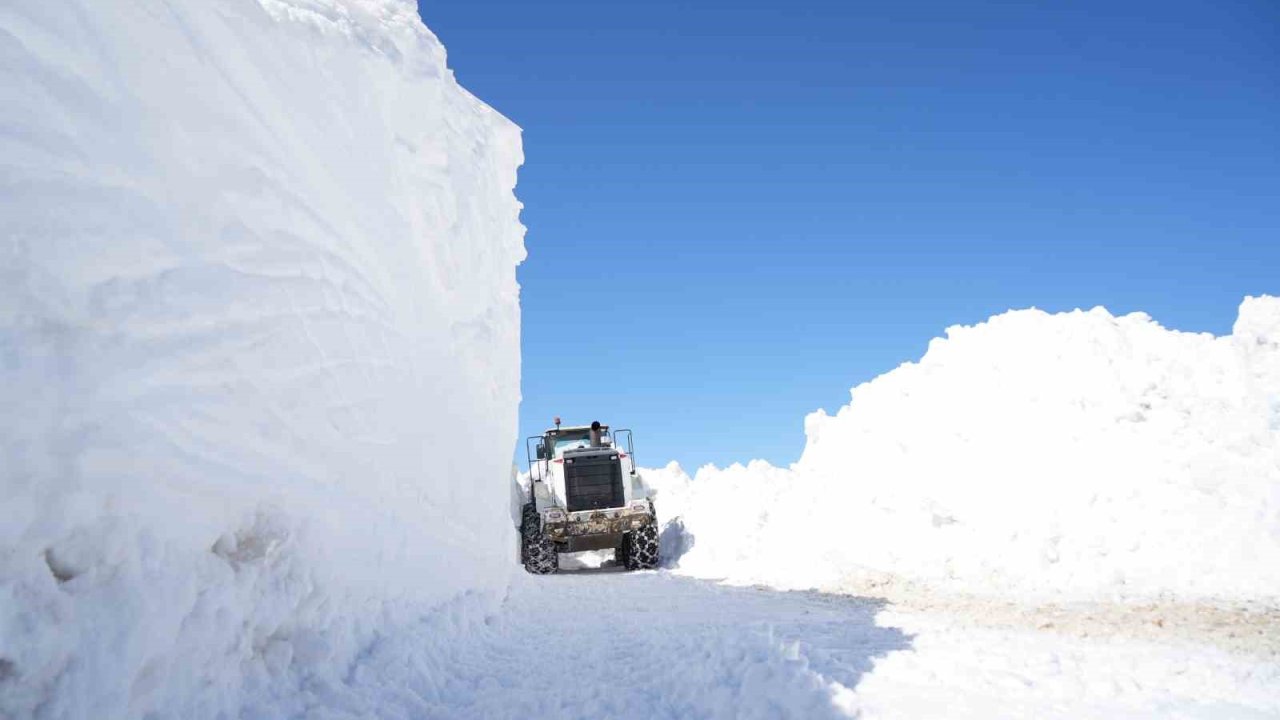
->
xmin=544 ymin=424 xmax=608 ymax=434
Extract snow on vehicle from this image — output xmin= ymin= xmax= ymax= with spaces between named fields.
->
xmin=519 ymin=418 xmax=659 ymax=574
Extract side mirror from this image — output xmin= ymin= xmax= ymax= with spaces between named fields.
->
xmin=536 ymin=444 xmax=547 ymax=460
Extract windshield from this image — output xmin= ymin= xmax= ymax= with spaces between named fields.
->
xmin=552 ymin=432 xmax=592 ymax=456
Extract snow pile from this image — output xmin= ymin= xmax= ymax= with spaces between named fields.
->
xmin=0 ymin=0 xmax=523 ymax=717
xmin=667 ymin=297 xmax=1280 ymax=603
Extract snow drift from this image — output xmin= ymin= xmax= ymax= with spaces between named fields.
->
xmin=664 ymin=297 xmax=1280 ymax=604
xmin=0 ymin=0 xmax=524 ymax=717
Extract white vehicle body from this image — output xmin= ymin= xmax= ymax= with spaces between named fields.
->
xmin=525 ymin=424 xmax=656 ymax=553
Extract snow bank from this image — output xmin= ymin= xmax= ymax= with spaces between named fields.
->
xmin=666 ymin=298 xmax=1280 ymax=604
xmin=0 ymin=0 xmax=524 ymax=717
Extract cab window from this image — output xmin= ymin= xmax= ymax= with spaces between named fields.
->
xmin=553 ymin=432 xmax=591 ymax=456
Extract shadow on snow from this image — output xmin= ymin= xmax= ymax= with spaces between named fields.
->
xmin=350 ymin=570 xmax=915 ymax=719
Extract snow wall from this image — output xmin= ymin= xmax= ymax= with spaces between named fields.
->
xmin=657 ymin=297 xmax=1280 ymax=604
xmin=0 ymin=1 xmax=524 ymax=717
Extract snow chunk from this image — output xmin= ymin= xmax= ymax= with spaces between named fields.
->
xmin=0 ymin=0 xmax=523 ymax=717
xmin=669 ymin=298 xmax=1280 ymax=604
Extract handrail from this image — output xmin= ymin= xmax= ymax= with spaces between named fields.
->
xmin=612 ymin=428 xmax=635 ymax=473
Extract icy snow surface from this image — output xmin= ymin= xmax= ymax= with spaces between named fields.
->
xmin=662 ymin=297 xmax=1280 ymax=604
xmin=124 ymin=568 xmax=1280 ymax=720
xmin=1 ymin=0 xmax=523 ymax=717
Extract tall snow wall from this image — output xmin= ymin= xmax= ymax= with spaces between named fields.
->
xmin=0 ymin=1 xmax=524 ymax=717
xmin=665 ymin=297 xmax=1280 ymax=604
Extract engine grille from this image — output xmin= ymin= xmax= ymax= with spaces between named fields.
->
xmin=563 ymin=452 xmax=625 ymax=512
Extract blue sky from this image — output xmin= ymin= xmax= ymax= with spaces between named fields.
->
xmin=419 ymin=0 xmax=1280 ymax=472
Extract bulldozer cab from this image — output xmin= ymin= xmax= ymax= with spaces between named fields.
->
xmin=540 ymin=425 xmax=609 ymax=458
xmin=552 ymin=430 xmax=596 ymax=456
xmin=526 ymin=421 xmax=635 ymax=472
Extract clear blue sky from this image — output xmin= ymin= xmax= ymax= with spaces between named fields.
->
xmin=418 ymin=0 xmax=1279 ymax=472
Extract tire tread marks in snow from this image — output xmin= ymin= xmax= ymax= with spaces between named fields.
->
xmin=521 ymin=503 xmax=558 ymax=575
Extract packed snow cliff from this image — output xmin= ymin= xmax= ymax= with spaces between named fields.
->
xmin=0 ymin=1 xmax=524 ymax=717
xmin=658 ymin=297 xmax=1280 ymax=605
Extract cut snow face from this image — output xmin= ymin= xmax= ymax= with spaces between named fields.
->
xmin=0 ymin=0 xmax=524 ymax=717
xmin=660 ymin=297 xmax=1280 ymax=605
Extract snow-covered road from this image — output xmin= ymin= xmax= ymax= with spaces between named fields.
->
xmin=239 ymin=563 xmax=1279 ymax=719
xmin=276 ymin=568 xmax=904 ymax=719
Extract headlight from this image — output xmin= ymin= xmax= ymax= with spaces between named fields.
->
xmin=544 ymin=509 xmax=565 ymax=522
xmin=630 ymin=501 xmax=649 ymax=513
